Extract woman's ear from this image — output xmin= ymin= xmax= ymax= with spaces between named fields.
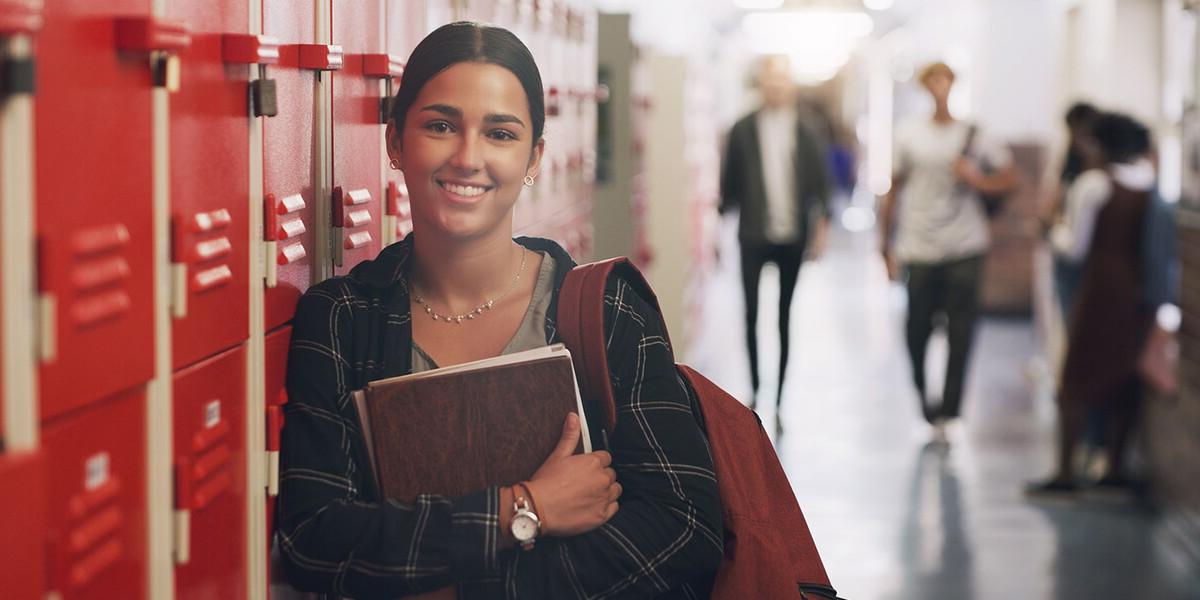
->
xmin=526 ymin=137 xmax=545 ymax=180
xmin=385 ymin=119 xmax=402 ymax=166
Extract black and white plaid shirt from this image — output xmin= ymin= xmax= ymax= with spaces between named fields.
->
xmin=279 ymin=236 xmax=723 ymax=599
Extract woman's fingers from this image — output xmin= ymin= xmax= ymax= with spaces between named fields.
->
xmin=609 ymin=482 xmax=623 ymax=502
xmin=604 ymin=501 xmax=620 ymax=522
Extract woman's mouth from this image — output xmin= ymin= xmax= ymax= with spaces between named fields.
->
xmin=437 ymin=179 xmax=493 ymax=202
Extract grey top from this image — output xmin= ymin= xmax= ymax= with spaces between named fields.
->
xmin=411 ymin=250 xmax=556 ymax=372
xmin=892 ymin=117 xmax=1013 ymax=263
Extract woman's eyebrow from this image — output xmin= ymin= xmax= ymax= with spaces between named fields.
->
xmin=418 ymin=104 xmax=462 ymax=119
xmin=485 ymin=113 xmax=526 ymax=128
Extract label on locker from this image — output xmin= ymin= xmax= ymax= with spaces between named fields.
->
xmin=85 ymin=452 xmax=111 ymax=491
xmin=205 ymin=400 xmax=221 ymax=429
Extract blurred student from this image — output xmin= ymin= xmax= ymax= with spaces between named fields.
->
xmin=719 ymin=55 xmax=830 ymax=409
xmin=1046 ymin=102 xmax=1101 ymax=318
xmin=1029 ymin=113 xmax=1157 ymax=496
xmin=879 ymin=62 xmax=1017 ymax=442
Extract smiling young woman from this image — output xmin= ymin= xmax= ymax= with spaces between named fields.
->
xmin=279 ymin=21 xmax=722 ymax=599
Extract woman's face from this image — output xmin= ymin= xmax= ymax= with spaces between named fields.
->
xmin=389 ymin=61 xmax=543 ymax=242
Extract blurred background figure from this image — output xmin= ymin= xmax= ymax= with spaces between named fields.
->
xmin=719 ymin=55 xmax=830 ymax=411
xmin=1047 ymin=102 xmax=1101 ymax=320
xmin=1030 ymin=113 xmax=1157 ymax=497
xmin=879 ymin=61 xmax=1017 ymax=442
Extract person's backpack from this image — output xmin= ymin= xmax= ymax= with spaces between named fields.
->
xmin=557 ymin=257 xmax=841 ymax=600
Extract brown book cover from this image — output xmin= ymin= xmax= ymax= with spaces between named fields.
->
xmin=354 ymin=344 xmax=592 ymax=504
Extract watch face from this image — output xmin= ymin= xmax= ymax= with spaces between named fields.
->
xmin=512 ymin=514 xmax=538 ymax=541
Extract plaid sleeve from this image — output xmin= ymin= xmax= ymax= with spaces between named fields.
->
xmin=501 ymin=277 xmax=725 ymax=599
xmin=278 ymin=280 xmax=502 ymax=597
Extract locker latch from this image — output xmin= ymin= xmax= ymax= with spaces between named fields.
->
xmin=363 ymin=54 xmax=404 ymax=125
xmin=222 ymin=34 xmax=281 ymax=118
xmin=0 ymin=55 xmax=34 ymax=96
xmin=113 ymin=17 xmax=190 ymax=93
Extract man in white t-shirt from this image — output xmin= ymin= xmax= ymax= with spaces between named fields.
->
xmin=879 ymin=62 xmax=1017 ymax=441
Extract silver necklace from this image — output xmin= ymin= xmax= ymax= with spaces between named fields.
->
xmin=411 ymin=249 xmax=528 ymax=324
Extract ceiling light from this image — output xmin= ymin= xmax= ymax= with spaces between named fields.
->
xmin=734 ymin=0 xmax=785 ymax=9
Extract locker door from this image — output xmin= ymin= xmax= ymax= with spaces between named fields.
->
xmin=262 ymin=325 xmax=290 ymax=576
xmin=165 ymin=1 xmax=251 ymax=369
xmin=42 ymin=389 xmax=147 ymax=600
xmin=262 ymin=2 xmax=318 ymax=331
xmin=330 ymin=0 xmax=383 ymax=276
xmin=0 ymin=450 xmax=46 ymax=599
xmin=172 ymin=344 xmax=248 ymax=600
xmin=35 ymin=0 xmax=163 ymax=420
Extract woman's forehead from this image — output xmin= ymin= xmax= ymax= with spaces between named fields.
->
xmin=413 ymin=62 xmax=530 ymax=120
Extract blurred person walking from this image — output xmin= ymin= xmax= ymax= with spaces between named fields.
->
xmin=719 ymin=55 xmax=831 ymax=410
xmin=1028 ymin=113 xmax=1158 ymax=496
xmin=879 ymin=62 xmax=1017 ymax=442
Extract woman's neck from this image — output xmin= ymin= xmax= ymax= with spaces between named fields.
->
xmin=410 ymin=230 xmax=524 ymax=311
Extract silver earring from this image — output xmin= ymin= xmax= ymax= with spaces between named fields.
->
xmin=389 ymin=158 xmax=400 ymax=170
xmin=524 ymin=175 xmax=535 ymax=187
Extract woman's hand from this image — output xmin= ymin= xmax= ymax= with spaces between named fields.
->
xmin=526 ymin=413 xmax=621 ymax=537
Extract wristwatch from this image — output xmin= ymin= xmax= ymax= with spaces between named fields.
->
xmin=510 ymin=490 xmax=541 ymax=551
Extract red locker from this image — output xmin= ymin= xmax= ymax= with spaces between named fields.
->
xmin=261 ymin=3 xmax=318 ymax=331
xmin=172 ymin=344 xmax=247 ymax=600
xmin=331 ymin=0 xmax=384 ymax=276
xmin=35 ymin=0 xmax=163 ymax=420
xmin=263 ymin=325 xmax=290 ymax=568
xmin=165 ymin=1 xmax=251 ymax=370
xmin=42 ymin=389 xmax=147 ymax=600
xmin=0 ymin=450 xmax=47 ymax=599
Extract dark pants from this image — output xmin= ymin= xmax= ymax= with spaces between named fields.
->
xmin=740 ymin=242 xmax=805 ymax=404
xmin=905 ymin=255 xmax=984 ymax=421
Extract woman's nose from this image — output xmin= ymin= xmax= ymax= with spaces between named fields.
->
xmin=450 ymin=135 xmax=484 ymax=171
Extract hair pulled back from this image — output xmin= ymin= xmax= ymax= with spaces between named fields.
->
xmin=390 ymin=22 xmax=545 ymax=142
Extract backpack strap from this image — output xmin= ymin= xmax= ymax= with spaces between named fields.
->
xmin=557 ymin=257 xmax=666 ymax=434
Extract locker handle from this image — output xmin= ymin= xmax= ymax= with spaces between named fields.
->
xmin=361 ymin=53 xmax=404 ymax=78
xmin=0 ymin=2 xmax=43 ymax=35
xmin=221 ymin=33 xmax=281 ymax=65
xmin=114 ymin=17 xmax=190 ymax=53
xmin=296 ymin=44 xmax=343 ymax=71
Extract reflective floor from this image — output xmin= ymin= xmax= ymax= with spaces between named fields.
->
xmin=686 ymin=213 xmax=1200 ymax=600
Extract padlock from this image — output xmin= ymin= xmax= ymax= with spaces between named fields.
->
xmin=251 ymin=78 xmax=278 ymax=118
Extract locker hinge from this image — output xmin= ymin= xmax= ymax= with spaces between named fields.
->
xmin=1 ymin=56 xmax=35 ymax=97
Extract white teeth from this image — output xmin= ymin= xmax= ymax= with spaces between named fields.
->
xmin=441 ymin=182 xmax=487 ymax=197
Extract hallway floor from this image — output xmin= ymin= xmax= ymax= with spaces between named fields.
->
xmin=685 ymin=215 xmax=1200 ymax=600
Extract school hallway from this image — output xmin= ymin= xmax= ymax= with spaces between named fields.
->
xmin=685 ymin=213 xmax=1200 ymax=600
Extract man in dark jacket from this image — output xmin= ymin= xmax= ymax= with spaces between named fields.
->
xmin=719 ymin=55 xmax=830 ymax=409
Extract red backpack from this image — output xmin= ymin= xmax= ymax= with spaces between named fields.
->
xmin=557 ymin=258 xmax=840 ymax=600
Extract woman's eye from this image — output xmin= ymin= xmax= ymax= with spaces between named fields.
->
xmin=426 ymin=121 xmax=454 ymax=134
xmin=489 ymin=129 xmax=517 ymax=141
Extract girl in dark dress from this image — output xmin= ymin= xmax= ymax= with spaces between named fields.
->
xmin=1028 ymin=113 xmax=1156 ymax=496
